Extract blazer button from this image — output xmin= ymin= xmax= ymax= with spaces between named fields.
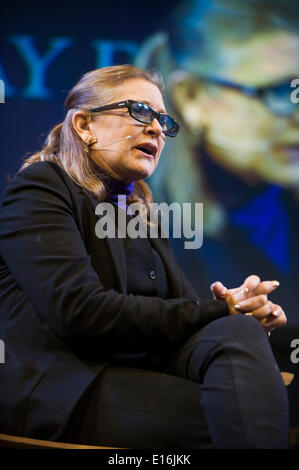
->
xmin=149 ymin=269 xmax=157 ymax=280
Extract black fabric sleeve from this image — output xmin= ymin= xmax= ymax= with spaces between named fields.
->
xmin=0 ymin=163 xmax=228 ymax=355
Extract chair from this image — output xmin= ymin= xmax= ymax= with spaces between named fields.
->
xmin=1 ymin=372 xmax=294 ymax=449
xmin=0 ymin=433 xmax=120 ymax=449
xmin=281 ymin=372 xmax=294 ymax=386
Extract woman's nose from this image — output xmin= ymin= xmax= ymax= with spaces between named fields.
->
xmin=144 ymin=117 xmax=163 ymax=137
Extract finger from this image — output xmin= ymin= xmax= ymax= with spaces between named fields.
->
xmin=251 ymin=280 xmax=280 ymax=296
xmin=232 ymin=279 xmax=280 ymax=305
xmin=232 ymin=288 xmax=252 ymax=303
xmin=230 ymin=275 xmax=261 ymax=301
xmin=228 ymin=281 xmax=254 ymax=296
xmin=244 ymin=300 xmax=274 ymax=320
xmin=210 ymin=281 xmax=228 ymax=299
xmin=261 ymin=305 xmax=287 ymax=329
xmin=221 ymin=275 xmax=262 ymax=298
xmin=243 ymin=275 xmax=261 ymax=294
xmin=227 ymin=284 xmax=256 ymax=303
xmin=234 ymin=294 xmax=267 ymax=313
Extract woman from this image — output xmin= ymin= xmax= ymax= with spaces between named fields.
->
xmin=0 ymin=65 xmax=289 ymax=449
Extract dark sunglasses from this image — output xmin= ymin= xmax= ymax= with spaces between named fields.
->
xmin=201 ymin=75 xmax=297 ymax=116
xmin=89 ymin=99 xmax=180 ymax=137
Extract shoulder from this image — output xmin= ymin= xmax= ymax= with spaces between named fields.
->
xmin=1 ymin=162 xmax=81 ymax=204
xmin=0 ymin=162 xmax=87 ymax=222
xmin=7 ymin=161 xmax=72 ymax=190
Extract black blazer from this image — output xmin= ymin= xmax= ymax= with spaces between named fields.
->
xmin=0 ymin=161 xmax=228 ymax=440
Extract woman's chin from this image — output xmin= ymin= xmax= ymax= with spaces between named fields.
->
xmin=129 ymin=162 xmax=155 ymax=181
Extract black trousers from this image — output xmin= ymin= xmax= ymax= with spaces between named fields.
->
xmin=64 ymin=315 xmax=289 ymax=449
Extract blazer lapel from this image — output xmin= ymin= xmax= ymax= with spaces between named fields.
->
xmin=84 ymin=191 xmax=128 ymax=294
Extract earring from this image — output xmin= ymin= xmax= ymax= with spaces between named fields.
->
xmin=84 ymin=136 xmax=97 ymax=153
xmin=86 ymin=136 xmax=97 ymax=146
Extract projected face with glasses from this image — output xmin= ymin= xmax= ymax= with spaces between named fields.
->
xmin=171 ymin=31 xmax=299 ymax=187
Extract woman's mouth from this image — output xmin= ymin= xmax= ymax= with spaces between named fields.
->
xmin=134 ymin=142 xmax=158 ymax=159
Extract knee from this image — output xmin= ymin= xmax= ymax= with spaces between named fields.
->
xmin=206 ymin=313 xmax=266 ymax=341
xmin=177 ymin=314 xmax=272 ymax=369
xmin=186 ymin=314 xmax=268 ymax=351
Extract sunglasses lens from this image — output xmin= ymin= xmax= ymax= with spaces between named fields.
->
xmin=159 ymin=115 xmax=179 ymax=137
xmin=263 ymin=84 xmax=296 ymax=116
xmin=130 ymin=101 xmax=179 ymax=137
xmin=130 ymin=102 xmax=152 ymax=123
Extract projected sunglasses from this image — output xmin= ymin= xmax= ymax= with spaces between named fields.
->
xmin=89 ymin=99 xmax=180 ymax=137
xmin=201 ymin=75 xmax=297 ymax=116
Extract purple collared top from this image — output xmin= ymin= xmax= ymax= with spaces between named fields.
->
xmin=107 ymin=177 xmax=135 ymax=212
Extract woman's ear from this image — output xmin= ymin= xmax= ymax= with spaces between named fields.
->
xmin=169 ymin=72 xmax=208 ymax=132
xmin=72 ymin=111 xmax=93 ymax=143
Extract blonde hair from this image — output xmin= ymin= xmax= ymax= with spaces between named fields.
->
xmin=20 ymin=64 xmax=165 ymax=207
